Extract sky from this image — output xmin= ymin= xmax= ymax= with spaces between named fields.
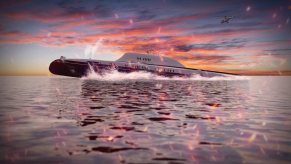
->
xmin=0 ymin=0 xmax=290 ymax=76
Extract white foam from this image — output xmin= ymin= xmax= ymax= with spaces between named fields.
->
xmin=81 ymin=66 xmax=249 ymax=81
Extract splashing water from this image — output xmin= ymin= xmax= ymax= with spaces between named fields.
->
xmin=84 ymin=39 xmax=103 ymax=59
xmin=76 ymin=39 xmax=121 ymax=61
xmin=81 ymin=65 xmax=249 ymax=81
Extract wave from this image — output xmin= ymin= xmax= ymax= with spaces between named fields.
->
xmin=81 ymin=66 xmax=249 ymax=81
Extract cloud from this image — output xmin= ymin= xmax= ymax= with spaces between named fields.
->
xmin=3 ymin=4 xmax=103 ymax=23
xmin=136 ymin=9 xmax=156 ymax=21
xmin=175 ymin=45 xmax=193 ymax=52
xmin=0 ymin=24 xmax=4 ymax=32
xmin=177 ymin=54 xmax=233 ymax=63
xmin=264 ymin=48 xmax=291 ymax=53
xmin=0 ymin=0 xmax=31 ymax=9
xmin=0 ymin=0 xmax=290 ymax=75
xmin=174 ymin=38 xmax=247 ymax=52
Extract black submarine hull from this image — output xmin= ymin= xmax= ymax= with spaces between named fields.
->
xmin=49 ymin=59 xmax=238 ymax=78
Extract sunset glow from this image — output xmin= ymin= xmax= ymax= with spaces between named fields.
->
xmin=0 ymin=0 xmax=290 ymax=75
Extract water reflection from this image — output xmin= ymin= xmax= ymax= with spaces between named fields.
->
xmin=73 ymin=80 xmax=249 ymax=163
xmin=1 ymin=77 xmax=291 ymax=163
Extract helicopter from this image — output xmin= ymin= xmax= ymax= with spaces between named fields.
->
xmin=221 ymin=16 xmax=233 ymax=23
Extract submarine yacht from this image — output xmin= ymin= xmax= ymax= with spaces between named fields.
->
xmin=49 ymin=52 xmax=237 ymax=77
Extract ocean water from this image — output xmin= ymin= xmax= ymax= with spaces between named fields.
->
xmin=0 ymin=74 xmax=291 ymax=163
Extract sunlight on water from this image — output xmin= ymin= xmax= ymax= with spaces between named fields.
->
xmin=2 ymin=76 xmax=290 ymax=163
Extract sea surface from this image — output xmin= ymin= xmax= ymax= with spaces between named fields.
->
xmin=0 ymin=75 xmax=291 ymax=163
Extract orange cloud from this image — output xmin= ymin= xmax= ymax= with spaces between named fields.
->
xmin=1 ymin=3 xmax=290 ymax=75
